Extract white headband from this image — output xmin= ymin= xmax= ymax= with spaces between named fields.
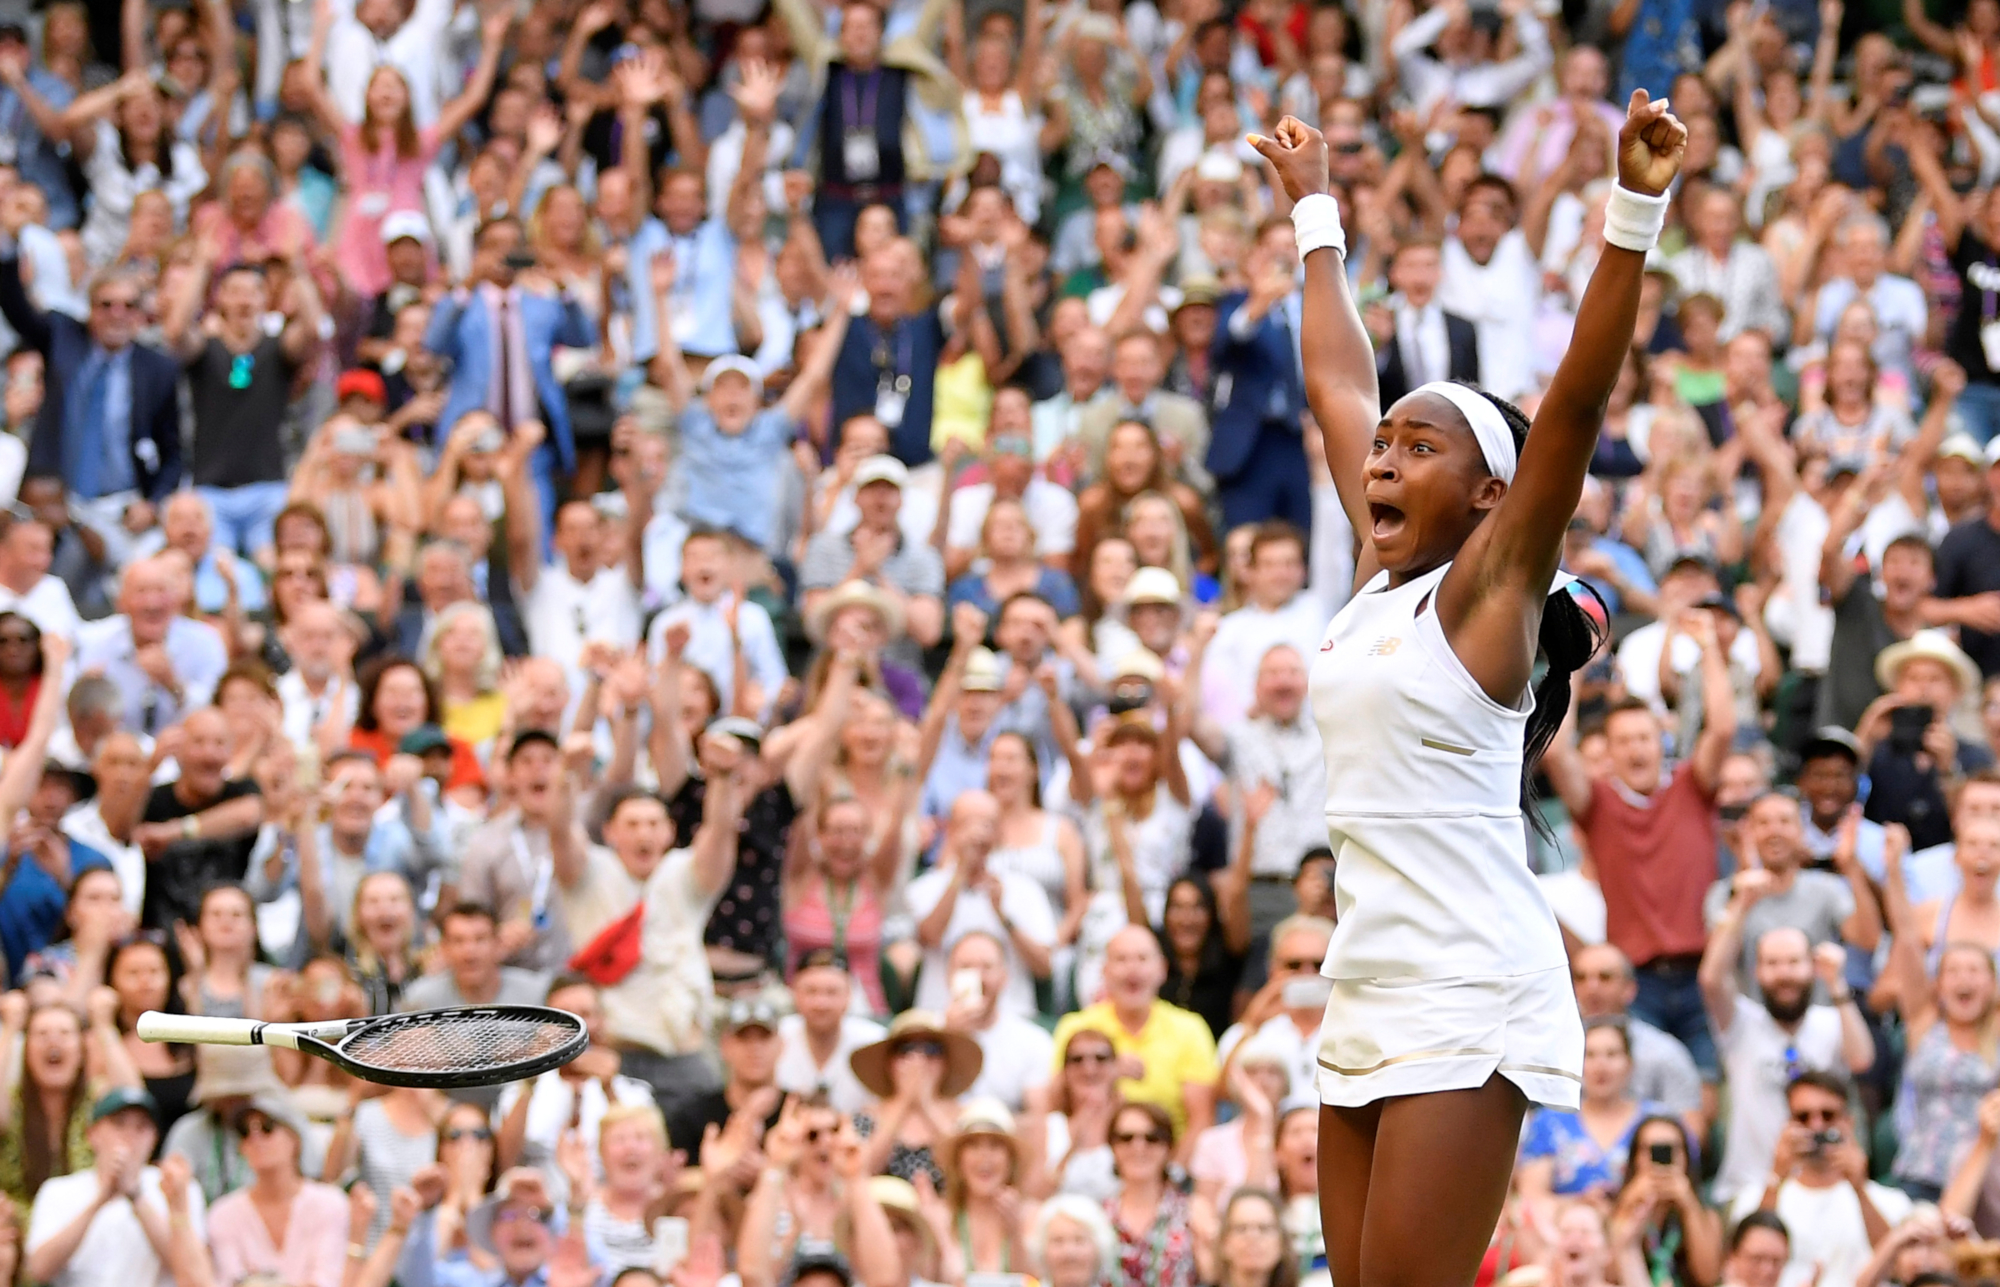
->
xmin=1411 ymin=381 xmax=1517 ymax=484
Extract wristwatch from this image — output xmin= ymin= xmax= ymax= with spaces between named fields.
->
xmin=180 ymin=814 xmax=201 ymax=841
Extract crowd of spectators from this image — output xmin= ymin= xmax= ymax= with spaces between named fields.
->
xmin=11 ymin=0 xmax=2000 ymax=1281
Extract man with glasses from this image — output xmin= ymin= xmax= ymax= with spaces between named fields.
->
xmin=945 ymin=930 xmax=1054 ymax=1112
xmin=1729 ymin=1072 xmax=1910 ymax=1287
xmin=1702 ymin=884 xmax=1875 ymax=1206
xmin=1213 ymin=915 xmax=1334 ymax=1098
xmin=664 ymin=993 xmax=788 ymax=1156
xmin=0 ymin=259 xmax=181 ymax=561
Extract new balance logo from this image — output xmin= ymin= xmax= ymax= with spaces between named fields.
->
xmin=1367 ymin=636 xmax=1402 ymax=656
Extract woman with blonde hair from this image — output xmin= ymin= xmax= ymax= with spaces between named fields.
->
xmin=563 ymin=1101 xmax=671 ymax=1271
xmin=423 ymin=602 xmax=507 ymax=753
xmin=346 ymin=871 xmax=421 ymax=1015
xmin=1073 ymin=423 xmax=1216 ymax=584
xmin=947 ymin=499 xmax=1082 ymax=620
xmin=1620 ymin=450 xmax=1743 ymax=581
xmin=1123 ymin=492 xmax=1214 ymax=603
xmin=1028 ymin=1027 xmax=1121 ymax=1202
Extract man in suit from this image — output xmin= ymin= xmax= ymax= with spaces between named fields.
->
xmin=1373 ymin=239 xmax=1480 ymax=405
xmin=1209 ymin=220 xmax=1312 ymax=534
xmin=0 ymin=254 xmax=181 ymax=561
xmin=1077 ymin=330 xmax=1213 ymax=493
xmin=424 ymin=216 xmax=594 ymax=528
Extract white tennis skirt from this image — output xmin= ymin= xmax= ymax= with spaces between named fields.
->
xmin=1313 ymin=966 xmax=1583 ymax=1110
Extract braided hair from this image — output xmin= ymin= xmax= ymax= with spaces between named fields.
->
xmin=1460 ymin=382 xmax=1605 ymax=835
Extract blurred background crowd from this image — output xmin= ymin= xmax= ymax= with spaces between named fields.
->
xmin=10 ymin=0 xmax=2000 ymax=1280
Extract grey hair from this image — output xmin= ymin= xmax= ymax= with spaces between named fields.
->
xmin=422 ymin=600 xmax=502 ymax=693
xmin=1837 ymin=212 xmax=1891 ymax=247
xmin=1030 ymin=1196 xmax=1117 ymax=1280
xmin=217 ymin=148 xmax=278 ymax=201
xmin=1269 ymin=914 xmax=1337 ymax=963
xmin=66 ymin=674 xmax=124 ymax=722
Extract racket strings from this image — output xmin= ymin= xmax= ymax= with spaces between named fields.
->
xmin=340 ymin=1012 xmax=581 ymax=1073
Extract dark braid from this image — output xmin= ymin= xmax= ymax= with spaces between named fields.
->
xmin=1462 ymin=383 xmax=1607 ymax=836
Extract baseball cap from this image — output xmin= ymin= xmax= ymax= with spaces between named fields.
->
xmin=1798 ymin=725 xmax=1864 ymax=765
xmin=1195 ymin=148 xmax=1243 ymax=184
xmin=719 ymin=994 xmax=787 ymax=1034
xmin=698 ymin=355 xmax=764 ymax=399
xmin=706 ymin=715 xmax=766 ymax=749
xmin=92 ymin=1086 xmax=158 ymax=1124
xmin=397 ymin=724 xmax=452 ymax=756
xmin=853 ymin=455 xmax=909 ymax=490
xmin=960 ymin=647 xmax=1003 ymax=692
xmin=1938 ymin=432 xmax=1986 ymax=466
xmin=336 ymin=369 xmax=388 ymax=405
xmin=379 ymin=211 xmax=432 ymax=246
xmin=1691 ymin=592 xmax=1741 ymax=622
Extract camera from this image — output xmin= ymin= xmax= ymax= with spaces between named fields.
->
xmin=1808 ymin=1127 xmax=1844 ymax=1153
xmin=1648 ymin=1143 xmax=1674 ymax=1167
xmin=1889 ymin=704 xmax=1933 ymax=756
xmin=502 ymin=250 xmax=539 ymax=272
xmin=1106 ymin=679 xmax=1154 ymax=717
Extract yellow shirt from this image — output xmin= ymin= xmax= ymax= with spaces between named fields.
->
xmin=443 ymin=690 xmax=509 ymax=749
xmin=1050 ymin=999 xmax=1218 ymax=1139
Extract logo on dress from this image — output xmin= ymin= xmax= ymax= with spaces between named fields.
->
xmin=1367 ymin=636 xmax=1402 ymax=656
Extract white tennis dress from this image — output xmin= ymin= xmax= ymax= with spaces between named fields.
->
xmin=1309 ymin=563 xmax=1583 ymax=1110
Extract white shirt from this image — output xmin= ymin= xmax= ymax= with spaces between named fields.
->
xmin=0 ymin=573 xmax=80 ymax=648
xmin=946 ymin=480 xmax=1081 ymax=559
xmin=819 ymin=482 xmax=939 ymax=554
xmin=643 ymin=593 xmax=787 ymax=725
xmin=26 ymin=1165 xmax=208 ymax=1287
xmin=1393 ymin=298 xmax=1450 ymax=388
xmin=276 ymin=670 xmax=359 ymax=753
xmin=1768 ymin=490 xmax=1835 ymax=669
xmin=905 ymin=863 xmax=1058 ymax=1019
xmin=1729 ymin=1179 xmax=1913 ymax=1287
xmin=61 ymin=801 xmax=145 ymax=916
xmin=1215 ymin=1012 xmax=1322 ymax=1103
xmin=1439 ymin=230 xmax=1542 ymax=401
xmin=525 ymin=561 xmax=641 ymax=699
xmin=775 ymin=1012 xmax=885 ymax=1115
xmin=965 ymin=1013 xmax=1055 ymax=1111
xmin=1030 ymin=389 xmax=1110 ymax=464
xmin=494 ymin=1069 xmax=659 ymax=1182
xmin=1389 ymin=4 xmax=1553 ymax=114
xmin=1713 ymin=994 xmax=1846 ymax=1204
xmin=1199 ymin=595 xmax=1327 ymax=727
xmin=323 ymin=0 xmax=454 ymax=127
xmin=560 ymin=845 xmax=721 ymax=1056
xmin=1614 ymin=619 xmax=1765 ymax=717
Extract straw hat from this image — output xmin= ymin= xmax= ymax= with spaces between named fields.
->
xmin=806 ymin=579 xmax=907 ymax=643
xmin=868 ymin=1176 xmax=937 ymax=1260
xmin=848 ymin=1010 xmax=982 ymax=1099
xmin=1874 ymin=628 xmax=1982 ymax=696
xmin=940 ymin=1097 xmax=1021 ymax=1178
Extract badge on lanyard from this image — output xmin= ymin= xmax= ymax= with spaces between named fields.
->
xmin=843 ymin=129 xmax=881 ymax=182
xmin=841 ymin=69 xmax=882 ymax=182
xmin=873 ymin=325 xmax=912 ymax=428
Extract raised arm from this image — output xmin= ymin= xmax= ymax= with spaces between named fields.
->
xmin=1438 ymin=94 xmax=1685 ymax=703
xmin=435 ymin=7 xmax=512 ymax=150
xmin=781 ymin=268 xmax=858 ymax=423
xmin=1700 ymin=870 xmax=1766 ymax=1034
xmin=1248 ymin=119 xmax=1378 ymax=568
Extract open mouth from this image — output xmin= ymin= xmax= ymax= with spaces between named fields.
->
xmin=1368 ymin=501 xmax=1406 ymax=542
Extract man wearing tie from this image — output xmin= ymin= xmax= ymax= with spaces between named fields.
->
xmin=0 ymin=253 xmax=181 ymax=561
xmin=425 ymin=218 xmax=594 ymax=528
xmin=1374 ymin=239 xmax=1480 ymax=404
xmin=1208 ymin=220 xmax=1313 ymax=534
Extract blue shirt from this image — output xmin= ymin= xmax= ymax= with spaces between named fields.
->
xmin=945 ymin=567 xmax=1081 ymax=621
xmin=0 ymin=838 xmax=112 ymax=978
xmin=627 ymin=216 xmax=739 ymax=360
xmin=192 ymin=550 xmax=268 ymax=615
xmin=1519 ymin=1100 xmax=1674 ymax=1197
xmin=76 ymin=615 xmax=230 ymax=734
xmin=1570 ymin=536 xmax=1657 ymax=617
xmin=66 ymin=345 xmax=136 ymax=500
xmin=0 ymin=71 xmax=78 ymax=229
xmin=675 ymin=402 xmax=796 ymax=548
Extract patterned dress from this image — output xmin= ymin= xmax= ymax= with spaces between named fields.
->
xmin=1104 ymin=1187 xmax=1197 ymax=1287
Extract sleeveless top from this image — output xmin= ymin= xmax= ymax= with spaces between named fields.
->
xmin=990 ymin=814 xmax=1068 ymax=915
xmin=1893 ymin=1023 xmax=2000 ymax=1186
xmin=784 ymin=877 xmax=886 ymax=1014
xmin=1924 ymin=893 xmax=2000 ymax=976
xmin=1309 ymin=563 xmax=1566 ymax=980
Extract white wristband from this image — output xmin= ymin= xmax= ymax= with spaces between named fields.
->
xmin=1291 ymin=193 xmax=1347 ymax=259
xmin=1603 ymin=184 xmax=1670 ymax=253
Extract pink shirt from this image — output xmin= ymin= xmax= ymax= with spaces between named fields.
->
xmin=207 ymin=1180 xmax=350 ymax=1287
xmin=335 ymin=123 xmax=443 ymax=297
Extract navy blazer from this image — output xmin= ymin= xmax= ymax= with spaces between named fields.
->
xmin=1207 ymin=289 xmax=1304 ymax=483
xmin=0 ymin=256 xmax=181 ymax=500
xmin=1376 ymin=310 xmax=1481 ymax=407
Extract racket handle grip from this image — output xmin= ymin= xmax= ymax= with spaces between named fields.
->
xmin=136 ymin=1012 xmax=290 ymax=1048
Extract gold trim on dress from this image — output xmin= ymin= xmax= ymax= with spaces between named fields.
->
xmin=1317 ymin=1046 xmax=1501 ymax=1076
xmin=1500 ymin=1062 xmax=1584 ymax=1082
xmin=1419 ymin=737 xmax=1477 ymax=756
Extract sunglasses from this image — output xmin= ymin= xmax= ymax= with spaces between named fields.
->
xmin=494 ymin=1207 xmax=552 ymax=1227
xmin=1113 ymin=1130 xmax=1166 ymax=1146
xmin=238 ymin=1116 xmax=284 ymax=1138
xmin=93 ymin=297 xmax=139 ymax=312
xmin=445 ymin=1126 xmax=493 ymax=1142
xmin=1066 ymin=1050 xmax=1115 ymax=1066
xmin=893 ymin=1041 xmax=945 ymax=1059
xmin=1277 ymin=958 xmax=1320 ymax=972
xmin=1791 ymin=1108 xmax=1841 ymax=1125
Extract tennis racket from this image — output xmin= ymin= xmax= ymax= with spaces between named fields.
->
xmin=135 ymin=1006 xmax=590 ymax=1089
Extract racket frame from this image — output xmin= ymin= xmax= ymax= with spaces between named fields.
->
xmin=136 ymin=1006 xmax=590 ymax=1089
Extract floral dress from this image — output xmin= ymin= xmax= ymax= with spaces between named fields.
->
xmin=1104 ymin=1186 xmax=1197 ymax=1287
